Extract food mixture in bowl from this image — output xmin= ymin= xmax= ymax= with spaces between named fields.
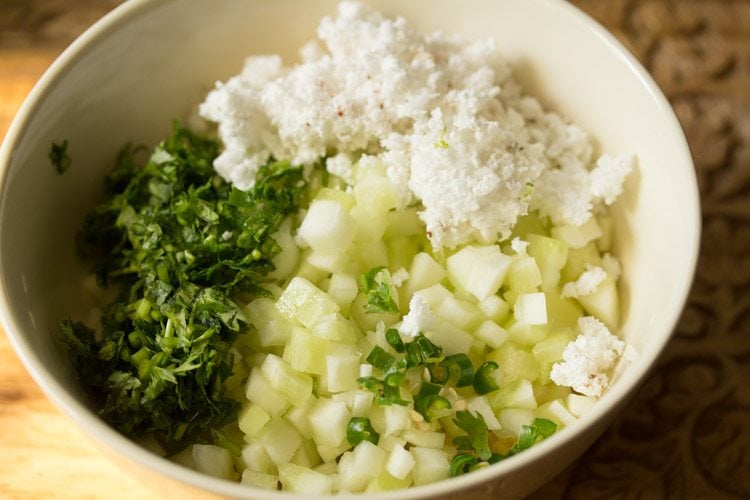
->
xmin=60 ymin=2 xmax=634 ymax=493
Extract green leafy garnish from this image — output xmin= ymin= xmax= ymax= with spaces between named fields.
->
xmin=453 ymin=410 xmax=492 ymax=461
xmin=49 ymin=139 xmax=71 ymax=174
xmin=358 ymin=266 xmax=399 ymax=313
xmin=450 ymin=415 xmax=558 ymax=476
xmin=61 ymin=122 xmax=306 ymax=453
xmin=346 ymin=417 xmax=380 ymax=447
xmin=508 ymin=418 xmax=557 ymax=455
xmin=433 ymin=127 xmax=449 ymax=149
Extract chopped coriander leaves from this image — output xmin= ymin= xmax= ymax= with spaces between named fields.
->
xmin=358 ymin=266 xmax=399 ymax=313
xmin=508 ymin=417 xmax=557 ymax=455
xmin=49 ymin=139 xmax=71 ymax=174
xmin=449 ymin=415 xmax=558 ymax=476
xmin=62 ymin=122 xmax=306 ymax=454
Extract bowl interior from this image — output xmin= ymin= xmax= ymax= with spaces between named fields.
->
xmin=0 ymin=0 xmax=699 ymax=498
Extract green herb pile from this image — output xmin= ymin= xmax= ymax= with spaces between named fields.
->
xmin=60 ymin=123 xmax=305 ymax=453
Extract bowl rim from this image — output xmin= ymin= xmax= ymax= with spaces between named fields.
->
xmin=0 ymin=0 xmax=701 ymax=498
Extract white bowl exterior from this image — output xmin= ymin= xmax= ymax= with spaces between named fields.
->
xmin=0 ymin=0 xmax=699 ymax=498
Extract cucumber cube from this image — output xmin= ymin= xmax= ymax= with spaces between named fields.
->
xmin=245 ymin=368 xmax=290 ymax=417
xmin=386 ymin=443 xmax=416 ymax=480
xmin=327 ymin=274 xmax=359 ymax=313
xmin=576 ymin=278 xmax=620 ymax=330
xmin=536 ymin=399 xmax=577 ymax=427
xmin=447 ymin=245 xmax=512 ymax=301
xmin=527 ymin=234 xmax=568 ymax=291
xmin=384 ymin=207 xmax=424 ymax=238
xmin=387 ymin=237 xmax=421 ymax=277
xmin=411 ymin=447 xmax=450 ymax=486
xmin=498 ymin=408 xmax=535 ymax=434
xmin=488 ymin=344 xmax=539 ymax=384
xmin=546 ymin=293 xmax=584 ymax=329
xmin=488 ymin=379 xmax=538 ymax=410
xmin=308 ymin=398 xmax=351 ymax=448
xmin=261 ymin=354 xmax=313 ymax=406
xmin=514 ymin=292 xmax=548 ymax=325
xmin=238 ymin=403 xmax=271 ymax=438
xmin=244 ymin=298 xmax=294 ymax=347
xmin=367 ymin=468 xmax=412 ymax=492
xmin=551 ymin=216 xmax=603 ymax=249
xmin=561 ymin=242 xmax=602 ymax=283
xmin=425 ymin=324 xmax=473 ymax=356
xmin=312 ymin=313 xmax=359 ymax=343
xmin=402 ymin=429 xmax=445 ymax=449
xmin=259 ymin=417 xmax=303 ymax=466
xmin=240 ymin=470 xmax=279 ymax=490
xmin=306 ymin=251 xmax=348 ymax=274
xmin=411 ymin=284 xmax=452 ymax=310
xmin=478 ymin=295 xmax=511 ymax=323
xmin=297 ymin=199 xmax=355 ymax=254
xmin=315 ymin=187 xmax=356 ymax=210
xmin=283 ymin=327 xmax=329 ymax=375
xmin=353 ymin=173 xmax=399 ymax=215
xmin=407 ymin=253 xmax=447 ymax=295
xmin=268 ymin=224 xmax=299 ymax=281
xmin=473 ymin=320 xmax=509 ymax=349
xmin=507 ymin=255 xmax=543 ymax=293
xmin=352 ymin=241 xmax=389 ymax=274
xmin=566 ymin=393 xmax=597 ymax=417
xmin=241 ymin=443 xmax=274 ymax=474
xmin=278 ymin=463 xmax=332 ymax=494
xmin=383 ymin=404 xmax=412 ymax=436
xmin=351 ymin=205 xmax=388 ymax=242
xmin=507 ymin=321 xmax=549 ymax=346
xmin=326 ymin=353 xmax=360 ymax=393
xmin=277 ymin=277 xmax=340 ymax=328
xmin=466 ymin=396 xmax=501 ymax=430
xmin=192 ymin=444 xmax=235 ymax=480
xmin=339 ymin=441 xmax=387 ymax=492
xmin=435 ymin=296 xmax=483 ymax=331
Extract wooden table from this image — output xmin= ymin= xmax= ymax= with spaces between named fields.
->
xmin=1 ymin=1 xmax=748 ymax=499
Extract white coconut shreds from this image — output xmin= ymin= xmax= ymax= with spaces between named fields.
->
xmin=550 ymin=317 xmax=626 ymax=397
xmin=199 ymin=1 xmax=632 ymax=248
xmin=562 ymin=265 xmax=607 ymax=298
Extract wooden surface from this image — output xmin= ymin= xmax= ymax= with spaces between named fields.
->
xmin=1 ymin=1 xmax=748 ymax=499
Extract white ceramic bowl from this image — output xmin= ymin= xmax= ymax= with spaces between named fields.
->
xmin=0 ymin=0 xmax=699 ymax=498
